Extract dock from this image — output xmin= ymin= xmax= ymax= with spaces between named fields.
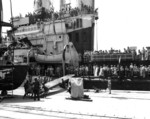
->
xmin=0 ymin=87 xmax=150 ymax=119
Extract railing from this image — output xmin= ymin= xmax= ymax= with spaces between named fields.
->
xmin=91 ymin=53 xmax=133 ymax=62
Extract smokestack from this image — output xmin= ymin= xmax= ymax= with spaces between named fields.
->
xmin=77 ymin=0 xmax=94 ymax=10
xmin=60 ymin=0 xmax=65 ymax=10
xmin=34 ymin=0 xmax=53 ymax=13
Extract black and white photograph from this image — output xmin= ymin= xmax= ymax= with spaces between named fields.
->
xmin=0 ymin=0 xmax=150 ymax=118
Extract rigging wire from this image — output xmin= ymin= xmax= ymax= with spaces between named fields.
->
xmin=42 ymin=23 xmax=46 ymax=61
xmin=60 ymin=18 xmax=64 ymax=53
xmin=95 ymin=19 xmax=98 ymax=51
xmin=47 ymin=22 xmax=50 ymax=54
xmin=9 ymin=0 xmax=14 ymax=96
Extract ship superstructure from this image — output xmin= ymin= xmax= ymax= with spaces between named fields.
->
xmin=10 ymin=0 xmax=98 ymax=64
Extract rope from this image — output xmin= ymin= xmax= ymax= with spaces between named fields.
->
xmin=41 ymin=23 xmax=46 ymax=61
xmin=46 ymin=22 xmax=51 ymax=53
xmin=61 ymin=18 xmax=64 ymax=52
xmin=69 ymin=43 xmax=73 ymax=65
xmin=95 ymin=20 xmax=98 ymax=51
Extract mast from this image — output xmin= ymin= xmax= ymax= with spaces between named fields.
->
xmin=0 ymin=0 xmax=3 ymax=43
xmin=92 ymin=0 xmax=95 ymax=51
xmin=93 ymin=0 xmax=95 ymax=11
xmin=10 ymin=0 xmax=14 ymax=96
xmin=10 ymin=0 xmax=13 ymax=27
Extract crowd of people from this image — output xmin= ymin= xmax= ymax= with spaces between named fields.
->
xmin=12 ymin=2 xmax=96 ymax=26
xmin=27 ymin=62 xmax=150 ymax=81
xmin=92 ymin=63 xmax=150 ymax=80
xmin=21 ymin=62 xmax=150 ymax=101
xmin=28 ymin=64 xmax=63 ymax=77
xmin=15 ymin=61 xmax=150 ymax=100
xmin=84 ymin=47 xmax=150 ymax=61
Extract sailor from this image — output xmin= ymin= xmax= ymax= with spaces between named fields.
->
xmin=36 ymin=65 xmax=41 ymax=75
xmin=23 ymin=76 xmax=33 ymax=99
xmin=56 ymin=66 xmax=61 ymax=77
xmin=42 ymin=77 xmax=49 ymax=98
xmin=23 ymin=80 xmax=30 ymax=98
xmin=33 ymin=78 xmax=40 ymax=101
xmin=107 ymin=77 xmax=111 ymax=94
xmin=3 ymin=50 xmax=11 ymax=61
xmin=50 ymin=66 xmax=54 ymax=77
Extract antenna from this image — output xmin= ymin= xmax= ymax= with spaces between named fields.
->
xmin=10 ymin=0 xmax=13 ymax=25
xmin=0 ymin=0 xmax=3 ymax=43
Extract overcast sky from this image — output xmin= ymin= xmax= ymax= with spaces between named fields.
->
xmin=2 ymin=0 xmax=150 ymax=51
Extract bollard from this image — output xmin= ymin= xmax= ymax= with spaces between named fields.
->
xmin=107 ymin=77 xmax=111 ymax=94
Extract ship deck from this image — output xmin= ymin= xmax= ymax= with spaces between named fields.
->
xmin=0 ymin=87 xmax=150 ymax=119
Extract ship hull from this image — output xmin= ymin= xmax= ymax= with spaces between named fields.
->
xmin=0 ymin=64 xmax=29 ymax=91
xmin=84 ymin=79 xmax=150 ymax=91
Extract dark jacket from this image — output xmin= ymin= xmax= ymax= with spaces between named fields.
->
xmin=33 ymin=80 xmax=40 ymax=91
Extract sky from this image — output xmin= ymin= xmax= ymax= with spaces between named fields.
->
xmin=2 ymin=0 xmax=150 ymax=51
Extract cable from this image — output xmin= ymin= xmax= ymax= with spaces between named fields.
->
xmin=95 ymin=19 xmax=98 ymax=51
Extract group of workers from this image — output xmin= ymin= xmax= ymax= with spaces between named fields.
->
xmin=23 ymin=75 xmax=49 ymax=101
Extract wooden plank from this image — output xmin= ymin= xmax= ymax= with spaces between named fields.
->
xmin=45 ymin=74 xmax=74 ymax=89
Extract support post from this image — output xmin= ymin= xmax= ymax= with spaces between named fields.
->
xmin=62 ymin=60 xmax=65 ymax=76
xmin=108 ymin=77 xmax=111 ymax=94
